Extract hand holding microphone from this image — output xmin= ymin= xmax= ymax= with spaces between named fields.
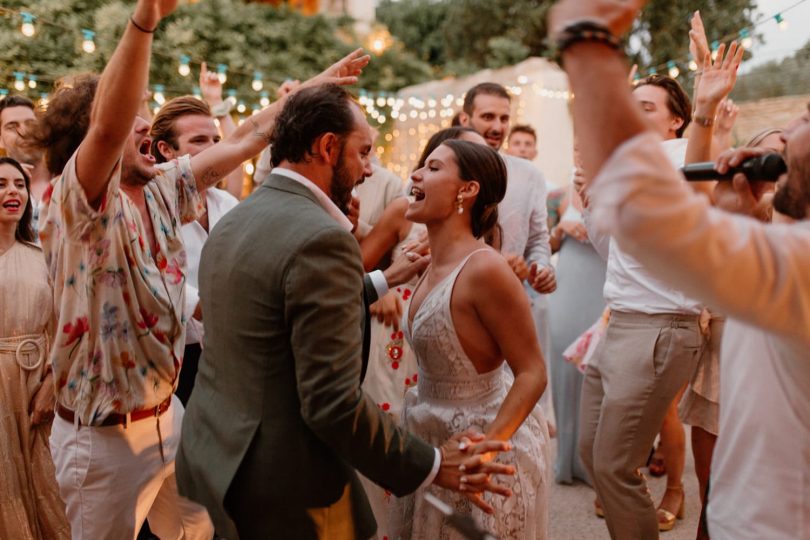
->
xmin=710 ymin=146 xmax=782 ymax=222
xmin=681 ymin=151 xmax=786 ymax=182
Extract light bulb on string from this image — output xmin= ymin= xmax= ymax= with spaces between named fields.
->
xmin=153 ymin=84 xmax=166 ymax=105
xmin=711 ymin=41 xmax=720 ymax=61
xmin=667 ymin=61 xmax=680 ymax=79
xmin=81 ymin=29 xmax=96 ymax=53
xmin=245 ymin=162 xmax=255 ymax=176
xmin=688 ymin=60 xmax=699 ymax=71
xmin=226 ymin=89 xmax=238 ymax=107
xmin=252 ymin=71 xmax=263 ymax=92
xmin=193 ymin=86 xmax=202 ymax=100
xmin=178 ymin=55 xmax=191 ymax=77
xmin=237 ymin=101 xmax=247 ymax=114
xmin=13 ymin=72 xmax=25 ymax=92
xmin=39 ymin=93 xmax=49 ymax=107
xmin=739 ymin=28 xmax=753 ymax=49
xmin=20 ymin=12 xmax=36 ymax=37
xmin=775 ymin=13 xmax=788 ymax=31
xmin=28 ymin=76 xmax=37 ymax=89
xmin=217 ymin=64 xmax=228 ymax=85
xmin=260 ymin=91 xmax=270 ymax=108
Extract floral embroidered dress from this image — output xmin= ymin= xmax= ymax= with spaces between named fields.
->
xmin=359 ymin=222 xmax=424 ymax=538
xmin=38 ymin=153 xmax=203 ymax=425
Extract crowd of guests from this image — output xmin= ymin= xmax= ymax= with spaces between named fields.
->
xmin=1 ymin=0 xmax=809 ymax=539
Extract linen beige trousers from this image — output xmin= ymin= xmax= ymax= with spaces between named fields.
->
xmin=579 ymin=311 xmax=703 ymax=540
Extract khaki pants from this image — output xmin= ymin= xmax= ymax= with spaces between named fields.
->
xmin=579 ymin=311 xmax=703 ymax=540
xmin=50 ymin=396 xmax=214 ymax=540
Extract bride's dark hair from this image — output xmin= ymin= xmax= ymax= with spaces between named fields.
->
xmin=441 ymin=139 xmax=506 ymax=239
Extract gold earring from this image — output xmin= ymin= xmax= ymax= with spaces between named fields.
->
xmin=456 ymin=193 xmax=464 ymax=215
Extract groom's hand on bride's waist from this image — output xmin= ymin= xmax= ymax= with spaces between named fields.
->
xmin=434 ymin=431 xmax=515 ymax=514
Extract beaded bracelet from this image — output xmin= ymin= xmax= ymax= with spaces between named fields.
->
xmin=551 ymin=20 xmax=622 ymax=67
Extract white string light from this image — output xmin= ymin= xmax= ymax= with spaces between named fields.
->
xmin=178 ymin=55 xmax=191 ymax=77
xmin=81 ymin=29 xmax=96 ymax=53
xmin=20 ymin=12 xmax=35 ymax=37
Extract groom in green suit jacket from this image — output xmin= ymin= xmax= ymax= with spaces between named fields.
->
xmin=176 ymin=83 xmax=512 ymax=539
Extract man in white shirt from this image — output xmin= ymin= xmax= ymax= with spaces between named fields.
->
xmin=550 ymin=1 xmax=810 ymax=539
xmin=150 ymin=95 xmax=240 ymax=405
xmin=579 ymin=73 xmax=710 ymax=538
xmin=459 ymin=82 xmax=556 ymax=421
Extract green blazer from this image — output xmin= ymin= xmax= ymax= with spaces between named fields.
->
xmin=176 ymin=174 xmax=435 ymax=540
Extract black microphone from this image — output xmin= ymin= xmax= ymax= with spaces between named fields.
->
xmin=680 ymin=153 xmax=786 ymax=182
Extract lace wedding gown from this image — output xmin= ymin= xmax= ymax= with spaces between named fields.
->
xmin=390 ymin=249 xmax=550 ymax=539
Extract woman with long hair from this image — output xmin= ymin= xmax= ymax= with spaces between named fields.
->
xmin=0 ymin=157 xmax=69 ymax=538
xmin=358 ymin=126 xmax=490 ymax=536
xmin=390 ymin=140 xmax=549 ymax=539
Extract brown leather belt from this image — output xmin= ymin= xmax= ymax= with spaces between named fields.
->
xmin=56 ymin=396 xmax=172 ymax=427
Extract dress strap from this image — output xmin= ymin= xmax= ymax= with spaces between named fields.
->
xmin=447 ymin=248 xmax=492 ymax=283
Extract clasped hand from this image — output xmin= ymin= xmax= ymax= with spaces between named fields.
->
xmin=434 ymin=431 xmax=515 ymax=514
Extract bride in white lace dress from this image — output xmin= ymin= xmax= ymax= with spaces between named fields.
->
xmin=390 ymin=139 xmax=551 ymax=539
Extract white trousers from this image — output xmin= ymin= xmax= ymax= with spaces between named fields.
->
xmin=50 ymin=395 xmax=214 ymax=540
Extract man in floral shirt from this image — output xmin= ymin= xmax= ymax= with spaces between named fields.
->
xmin=37 ymin=0 xmax=369 ymax=537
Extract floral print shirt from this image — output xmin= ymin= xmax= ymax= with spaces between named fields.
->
xmin=39 ymin=153 xmax=203 ymax=425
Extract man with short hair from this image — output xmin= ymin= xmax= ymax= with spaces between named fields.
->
xmin=506 ymin=124 xmax=539 ymax=161
xmin=150 ymin=95 xmax=240 ymax=405
xmin=176 ymin=82 xmax=515 ymax=539
xmin=577 ymin=63 xmax=739 ymax=536
xmin=0 ymin=95 xmax=51 ymax=232
xmin=459 ymin=82 xmax=556 ymax=423
xmin=550 ymin=1 xmax=809 ymax=539
xmin=37 ymin=1 xmax=369 ymax=537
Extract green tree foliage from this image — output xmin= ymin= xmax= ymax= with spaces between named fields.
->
xmin=378 ymin=0 xmax=755 ymax=76
xmin=378 ymin=0 xmax=550 ymax=75
xmin=376 ymin=0 xmax=449 ymax=65
xmin=635 ymin=0 xmax=757 ymax=68
xmin=0 ymin=0 xmax=435 ymax=102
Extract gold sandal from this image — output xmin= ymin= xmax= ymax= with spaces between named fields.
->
xmin=657 ymin=485 xmax=685 ymax=532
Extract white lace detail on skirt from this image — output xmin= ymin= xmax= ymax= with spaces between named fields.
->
xmin=390 ymin=249 xmax=550 ymax=540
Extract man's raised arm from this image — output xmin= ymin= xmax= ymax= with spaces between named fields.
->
xmin=189 ymin=49 xmax=371 ymax=192
xmin=76 ymin=0 xmax=176 ymax=205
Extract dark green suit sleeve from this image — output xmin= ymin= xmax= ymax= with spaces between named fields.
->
xmin=285 ymin=227 xmax=434 ymax=496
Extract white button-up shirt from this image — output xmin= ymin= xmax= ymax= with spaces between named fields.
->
xmin=182 ymin=188 xmax=240 ymax=345
xmin=590 ymin=131 xmax=810 ymax=540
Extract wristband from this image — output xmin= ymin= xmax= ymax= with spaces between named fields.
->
xmin=129 ymin=16 xmax=157 ymax=34
xmin=551 ymin=20 xmax=622 ymax=67
xmin=211 ymin=100 xmax=234 ymax=118
xmin=693 ymin=115 xmax=715 ymax=128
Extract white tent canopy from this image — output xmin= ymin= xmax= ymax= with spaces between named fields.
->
xmin=384 ymin=57 xmax=574 ymax=189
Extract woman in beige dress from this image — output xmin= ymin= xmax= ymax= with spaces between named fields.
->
xmin=0 ymin=157 xmax=69 ymax=539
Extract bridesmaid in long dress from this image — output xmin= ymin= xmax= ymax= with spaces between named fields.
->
xmin=0 ymin=157 xmax=69 ymax=539
xmin=548 ymin=168 xmax=607 ymax=485
xmin=390 ymin=140 xmax=550 ymax=539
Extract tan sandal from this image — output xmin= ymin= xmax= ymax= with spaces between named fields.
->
xmin=657 ymin=485 xmax=685 ymax=532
